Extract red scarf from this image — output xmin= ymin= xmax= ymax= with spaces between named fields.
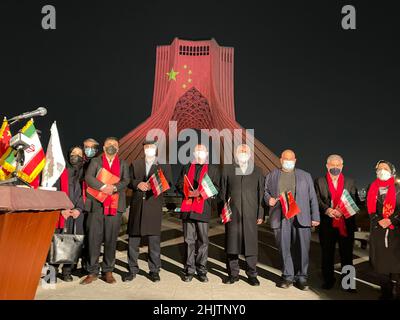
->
xmin=180 ymin=162 xmax=208 ymax=214
xmin=102 ymin=154 xmax=120 ymax=216
xmin=56 ymin=168 xmax=69 ymax=229
xmin=326 ymin=173 xmax=347 ymax=237
xmin=367 ymin=176 xmax=396 ymax=230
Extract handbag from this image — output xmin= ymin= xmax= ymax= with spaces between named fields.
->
xmin=47 ymin=219 xmax=85 ymax=265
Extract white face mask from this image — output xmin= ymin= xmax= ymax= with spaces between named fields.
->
xmin=237 ymin=152 xmax=250 ymax=163
xmin=144 ymin=147 xmax=156 ymax=157
xmin=377 ymin=169 xmax=391 ymax=181
xmin=194 ymin=150 xmax=207 ymax=161
xmin=282 ymin=160 xmax=295 ymax=171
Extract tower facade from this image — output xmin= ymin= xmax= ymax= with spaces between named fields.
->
xmin=119 ymin=38 xmax=280 ymax=173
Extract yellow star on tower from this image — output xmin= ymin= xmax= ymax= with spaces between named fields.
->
xmin=166 ymin=68 xmax=179 ymax=81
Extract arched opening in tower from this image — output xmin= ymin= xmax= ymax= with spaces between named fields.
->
xmin=171 ymin=87 xmax=213 ymax=133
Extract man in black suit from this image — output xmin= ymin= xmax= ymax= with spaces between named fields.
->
xmin=80 ymin=137 xmax=130 ymax=285
xmin=176 ymin=144 xmax=220 ymax=283
xmin=124 ymin=139 xmax=172 ymax=283
xmin=314 ymin=154 xmax=360 ymax=291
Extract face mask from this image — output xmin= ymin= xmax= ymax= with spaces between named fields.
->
xmin=329 ymin=167 xmax=341 ymax=176
xmin=105 ymin=145 xmax=118 ymax=156
xmin=84 ymin=147 xmax=97 ymax=158
xmin=377 ymin=169 xmax=391 ymax=181
xmin=282 ymin=160 xmax=295 ymax=171
xmin=144 ymin=148 xmax=156 ymax=157
xmin=194 ymin=150 xmax=207 ymax=161
xmin=70 ymin=155 xmax=83 ymax=166
xmin=237 ymin=152 xmax=250 ymax=163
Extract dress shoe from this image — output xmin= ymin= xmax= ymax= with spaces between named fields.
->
xmin=80 ymin=274 xmax=98 ymax=285
xmin=224 ymin=275 xmax=239 ymax=284
xmin=198 ymin=274 xmax=209 ymax=283
xmin=248 ymin=276 xmax=260 ymax=286
xmin=276 ymin=279 xmax=293 ymax=289
xmin=62 ymin=274 xmax=73 ymax=282
xmin=295 ymin=280 xmax=309 ymax=291
xmin=122 ymin=272 xmax=136 ymax=282
xmin=101 ymin=272 xmax=116 ymax=284
xmin=183 ymin=274 xmax=194 ymax=282
xmin=149 ymin=272 xmax=160 ymax=282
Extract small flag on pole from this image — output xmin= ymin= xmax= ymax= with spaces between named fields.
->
xmin=337 ymin=189 xmax=360 ymax=219
xmin=0 ymin=117 xmax=12 ymax=180
xmin=221 ymin=197 xmax=232 ymax=224
xmin=279 ymin=191 xmax=301 ymax=219
xmin=148 ymin=168 xmax=170 ymax=198
xmin=200 ymin=173 xmax=218 ymax=200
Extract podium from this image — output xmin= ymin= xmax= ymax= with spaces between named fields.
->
xmin=0 ymin=186 xmax=73 ymax=300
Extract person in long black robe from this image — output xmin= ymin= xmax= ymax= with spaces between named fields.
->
xmin=367 ymin=160 xmax=400 ymax=300
xmin=220 ymin=144 xmax=265 ymax=286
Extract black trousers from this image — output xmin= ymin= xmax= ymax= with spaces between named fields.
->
xmin=128 ymin=235 xmax=161 ymax=274
xmin=227 ymin=254 xmax=257 ymax=277
xmin=319 ymin=222 xmax=354 ymax=284
xmin=86 ymin=210 xmax=122 ymax=274
xmin=183 ymin=220 xmax=209 ymax=275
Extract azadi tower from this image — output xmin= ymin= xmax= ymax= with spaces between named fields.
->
xmin=119 ymin=38 xmax=280 ymax=174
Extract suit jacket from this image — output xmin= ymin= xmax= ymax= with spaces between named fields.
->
xmin=84 ymin=155 xmax=130 ymax=213
xmin=128 ymin=159 xmax=172 ymax=236
xmin=176 ymin=163 xmax=220 ymax=223
xmin=314 ymin=175 xmax=359 ymax=233
xmin=264 ymin=168 xmax=320 ymax=229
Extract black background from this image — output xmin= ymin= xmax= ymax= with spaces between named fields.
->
xmin=0 ymin=0 xmax=399 ymax=186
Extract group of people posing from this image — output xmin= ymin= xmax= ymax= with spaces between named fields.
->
xmin=53 ymin=137 xmax=400 ymax=300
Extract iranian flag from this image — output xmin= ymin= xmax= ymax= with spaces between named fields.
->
xmin=279 ymin=191 xmax=301 ymax=219
xmin=337 ymin=189 xmax=360 ymax=219
xmin=148 ymin=168 xmax=170 ymax=198
xmin=221 ymin=197 xmax=232 ymax=224
xmin=200 ymin=173 xmax=218 ymax=199
xmin=1 ymin=119 xmax=45 ymax=184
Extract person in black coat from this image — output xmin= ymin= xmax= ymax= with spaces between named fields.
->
xmin=220 ymin=144 xmax=265 ymax=286
xmin=52 ymin=146 xmax=85 ymax=282
xmin=367 ymin=160 xmax=400 ymax=300
xmin=80 ymin=137 xmax=130 ymax=285
xmin=314 ymin=154 xmax=360 ymax=291
xmin=176 ymin=144 xmax=220 ymax=283
xmin=124 ymin=140 xmax=172 ymax=283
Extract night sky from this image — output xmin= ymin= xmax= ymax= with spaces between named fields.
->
xmin=0 ymin=0 xmax=399 ymax=187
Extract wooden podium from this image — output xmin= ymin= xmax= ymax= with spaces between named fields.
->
xmin=0 ymin=186 xmax=73 ymax=300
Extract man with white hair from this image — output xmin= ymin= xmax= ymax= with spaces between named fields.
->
xmin=314 ymin=154 xmax=360 ymax=292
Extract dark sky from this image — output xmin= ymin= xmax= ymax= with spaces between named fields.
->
xmin=0 ymin=0 xmax=399 ymax=187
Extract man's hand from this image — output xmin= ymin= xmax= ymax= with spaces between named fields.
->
xmin=102 ymin=184 xmax=115 ymax=195
xmin=333 ymin=209 xmax=343 ymax=218
xmin=257 ymin=218 xmax=264 ymax=225
xmin=378 ymin=218 xmax=392 ymax=229
xmin=71 ymin=209 xmax=81 ymax=219
xmin=269 ymin=197 xmax=278 ymax=207
xmin=311 ymin=221 xmax=320 ymax=227
xmin=61 ymin=209 xmax=71 ymax=220
xmin=189 ymin=189 xmax=200 ymax=198
xmin=326 ymin=208 xmax=335 ymax=218
xmin=138 ymin=182 xmax=149 ymax=192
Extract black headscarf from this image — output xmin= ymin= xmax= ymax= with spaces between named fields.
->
xmin=66 ymin=146 xmax=84 ymax=184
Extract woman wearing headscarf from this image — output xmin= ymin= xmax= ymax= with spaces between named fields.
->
xmin=367 ymin=160 xmax=400 ymax=300
xmin=52 ymin=146 xmax=86 ymax=282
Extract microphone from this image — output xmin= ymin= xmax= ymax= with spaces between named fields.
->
xmin=10 ymin=107 xmax=47 ymax=121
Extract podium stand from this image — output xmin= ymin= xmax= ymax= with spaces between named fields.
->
xmin=0 ymin=186 xmax=73 ymax=300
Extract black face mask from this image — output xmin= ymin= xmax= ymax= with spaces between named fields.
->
xmin=105 ymin=145 xmax=118 ymax=155
xmin=329 ymin=167 xmax=341 ymax=176
xmin=70 ymin=155 xmax=83 ymax=166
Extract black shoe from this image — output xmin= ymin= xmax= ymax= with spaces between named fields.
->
xmin=295 ymin=281 xmax=309 ymax=291
xmin=149 ymin=272 xmax=160 ymax=282
xmin=198 ymin=274 xmax=209 ymax=283
xmin=322 ymin=279 xmax=335 ymax=290
xmin=248 ymin=276 xmax=260 ymax=286
xmin=276 ymin=279 xmax=293 ymax=289
xmin=62 ymin=274 xmax=73 ymax=282
xmin=224 ymin=275 xmax=239 ymax=284
xmin=123 ymin=272 xmax=136 ymax=282
xmin=183 ymin=274 xmax=194 ymax=282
